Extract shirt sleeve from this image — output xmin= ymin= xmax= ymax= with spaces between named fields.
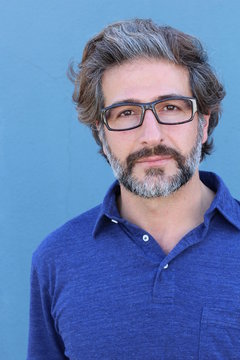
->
xmin=27 ymin=258 xmax=68 ymax=359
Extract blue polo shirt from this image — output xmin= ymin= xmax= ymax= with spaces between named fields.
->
xmin=27 ymin=171 xmax=240 ymax=360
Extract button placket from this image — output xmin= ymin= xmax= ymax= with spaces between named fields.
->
xmin=152 ymin=263 xmax=175 ymax=303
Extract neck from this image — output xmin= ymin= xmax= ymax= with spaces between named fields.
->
xmin=117 ymin=171 xmax=215 ymax=254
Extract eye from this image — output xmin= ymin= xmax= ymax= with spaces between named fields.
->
xmin=119 ymin=109 xmax=135 ymax=117
xmin=163 ymin=104 xmax=178 ymax=111
xmin=107 ymin=105 xmax=141 ymax=122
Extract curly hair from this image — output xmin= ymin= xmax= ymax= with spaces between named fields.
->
xmin=68 ymin=19 xmax=225 ymax=160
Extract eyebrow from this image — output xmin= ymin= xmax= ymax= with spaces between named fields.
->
xmin=107 ymin=93 xmax=185 ymax=107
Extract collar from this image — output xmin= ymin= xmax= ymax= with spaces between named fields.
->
xmin=93 ymin=181 xmax=121 ymax=238
xmin=93 ymin=171 xmax=240 ymax=238
xmin=200 ymin=171 xmax=240 ymax=230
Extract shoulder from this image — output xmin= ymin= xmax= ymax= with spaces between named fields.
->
xmin=32 ymin=204 xmax=101 ymax=269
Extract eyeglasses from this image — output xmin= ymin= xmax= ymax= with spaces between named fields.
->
xmin=101 ymin=96 xmax=197 ymax=131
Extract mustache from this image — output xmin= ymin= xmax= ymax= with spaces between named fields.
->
xmin=126 ymin=144 xmax=185 ymax=171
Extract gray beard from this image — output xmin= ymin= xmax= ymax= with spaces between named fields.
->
xmin=99 ymin=120 xmax=204 ymax=198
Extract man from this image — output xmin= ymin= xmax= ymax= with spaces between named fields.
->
xmin=28 ymin=19 xmax=240 ymax=359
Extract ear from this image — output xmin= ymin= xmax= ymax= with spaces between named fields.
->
xmin=201 ymin=114 xmax=210 ymax=144
xmin=95 ymin=120 xmax=101 ymax=131
xmin=95 ymin=120 xmax=107 ymax=155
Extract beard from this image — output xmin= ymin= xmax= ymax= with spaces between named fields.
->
xmin=99 ymin=120 xmax=204 ymax=199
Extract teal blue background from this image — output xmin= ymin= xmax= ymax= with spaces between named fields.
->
xmin=1 ymin=0 xmax=240 ymax=358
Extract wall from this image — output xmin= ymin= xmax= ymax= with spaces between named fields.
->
xmin=1 ymin=0 xmax=240 ymax=358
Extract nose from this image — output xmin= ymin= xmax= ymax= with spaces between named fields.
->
xmin=138 ymin=109 xmax=164 ymax=145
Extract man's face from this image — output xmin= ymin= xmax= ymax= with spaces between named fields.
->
xmin=99 ymin=58 xmax=209 ymax=198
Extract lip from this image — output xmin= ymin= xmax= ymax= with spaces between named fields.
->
xmin=136 ymin=155 xmax=172 ymax=166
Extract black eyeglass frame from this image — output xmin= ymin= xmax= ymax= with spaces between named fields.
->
xmin=100 ymin=96 xmax=198 ymax=131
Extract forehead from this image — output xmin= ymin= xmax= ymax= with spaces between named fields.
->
xmin=102 ymin=58 xmax=192 ymax=106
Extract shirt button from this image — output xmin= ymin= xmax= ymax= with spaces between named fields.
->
xmin=111 ymin=219 xmax=118 ymax=224
xmin=142 ymin=234 xmax=149 ymax=242
xmin=163 ymin=264 xmax=169 ymax=269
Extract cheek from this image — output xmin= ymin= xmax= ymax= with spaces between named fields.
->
xmin=169 ymin=123 xmax=199 ymax=154
xmin=163 ymin=125 xmax=192 ymax=147
xmin=105 ymin=131 xmax=135 ymax=155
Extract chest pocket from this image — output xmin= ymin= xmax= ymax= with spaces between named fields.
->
xmin=199 ymin=306 xmax=240 ymax=360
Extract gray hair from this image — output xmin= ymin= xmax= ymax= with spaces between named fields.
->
xmin=68 ymin=18 xmax=225 ymax=160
